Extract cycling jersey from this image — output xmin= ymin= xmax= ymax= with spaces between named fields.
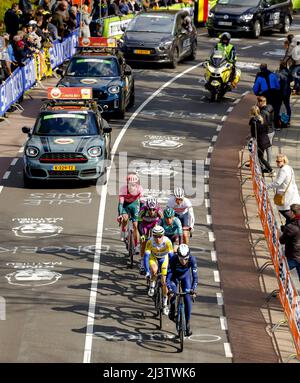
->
xmin=167 ymin=196 xmax=195 ymax=228
xmin=161 ymin=217 xmax=183 ymax=237
xmin=118 ymin=184 xmax=145 ymax=221
xmin=144 ymin=236 xmax=174 ymax=275
xmin=138 ymin=206 xmax=163 ymax=236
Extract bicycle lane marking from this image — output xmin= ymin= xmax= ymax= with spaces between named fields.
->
xmin=83 ymin=61 xmax=204 ymax=363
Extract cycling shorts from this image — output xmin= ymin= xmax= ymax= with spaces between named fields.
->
xmin=120 ymin=200 xmax=140 ymax=222
xmin=149 ymin=254 xmax=168 ymax=276
xmin=176 ymin=211 xmax=189 ymax=229
xmin=165 ymin=234 xmax=180 ymax=245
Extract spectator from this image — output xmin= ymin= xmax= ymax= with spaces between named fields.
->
xmin=277 ymin=61 xmax=293 ymax=127
xmin=19 ymin=0 xmax=33 ymax=15
xmin=40 ymin=0 xmax=53 ymax=13
xmin=4 ymin=3 xmax=23 ymax=39
xmin=119 ymin=0 xmax=130 ymax=14
xmin=27 ymin=21 xmax=42 ymax=49
xmin=253 ymin=64 xmax=281 ymax=130
xmin=249 ymin=105 xmax=274 ymax=175
xmin=141 ymin=0 xmax=150 ymax=11
xmin=52 ymin=0 xmax=69 ymax=38
xmin=279 ymin=203 xmax=300 ymax=281
xmin=68 ymin=6 xmax=78 ymax=32
xmin=256 ymin=96 xmax=274 ymax=166
xmin=43 ymin=13 xmax=59 ymax=41
xmin=21 ymin=8 xmax=35 ymax=27
xmin=290 ymin=38 xmax=300 ymax=95
xmin=80 ymin=4 xmax=92 ymax=38
xmin=108 ymin=0 xmax=123 ymax=16
xmin=282 ymin=34 xmax=295 ymax=68
xmin=267 ymin=154 xmax=300 ymax=224
xmin=127 ymin=0 xmax=141 ymax=13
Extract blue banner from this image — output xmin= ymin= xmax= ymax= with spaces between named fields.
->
xmin=0 ymin=29 xmax=79 ymax=117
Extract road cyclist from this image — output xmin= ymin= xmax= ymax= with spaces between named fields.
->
xmin=117 ymin=173 xmax=145 ymax=255
xmin=160 ymin=207 xmax=183 ymax=251
xmin=166 ymin=187 xmax=195 ymax=245
xmin=167 ymin=243 xmax=198 ymax=337
xmin=138 ymin=196 xmax=164 ymax=274
xmin=144 ymin=225 xmax=174 ymax=316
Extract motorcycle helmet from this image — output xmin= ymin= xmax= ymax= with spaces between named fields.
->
xmin=220 ymin=32 xmax=231 ymax=45
xmin=164 ymin=207 xmax=175 ymax=218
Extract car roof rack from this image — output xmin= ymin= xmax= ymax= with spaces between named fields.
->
xmin=40 ymin=99 xmax=103 ymax=114
xmin=76 ymin=37 xmax=120 ymax=55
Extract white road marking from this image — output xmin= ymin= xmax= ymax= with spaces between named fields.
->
xmin=216 ymin=124 xmax=222 ymax=131
xmin=212 ymin=135 xmax=218 ymax=142
xmin=208 ymin=146 xmax=214 ymax=153
xmin=242 ymin=91 xmax=250 ymax=96
xmin=207 ymin=215 xmax=212 ymax=225
xmin=205 ymin=184 xmax=209 ymax=193
xmin=220 ymin=316 xmax=228 ymax=330
xmin=211 ymin=250 xmax=217 ymax=262
xmin=83 ymin=61 xmax=205 ymax=364
xmin=208 ymin=231 xmax=215 ymax=242
xmin=224 ymin=343 xmax=233 ymax=358
xmin=241 ymin=45 xmax=252 ymax=50
xmin=221 ymin=116 xmax=227 ymax=122
xmin=205 ymin=199 xmax=210 ymax=208
xmin=0 ymin=186 xmax=3 ymax=194
xmin=205 ymin=170 xmax=209 ymax=178
xmin=10 ymin=158 xmax=18 ymax=166
xmin=18 ymin=147 xmax=24 ymax=153
xmin=276 ymin=37 xmax=285 ymax=41
xmin=213 ymin=270 xmax=220 ymax=283
xmin=216 ymin=292 xmax=224 ymax=305
xmin=205 ymin=158 xmax=211 ymax=165
xmin=3 ymin=171 xmax=10 ymax=179
xmin=233 ymin=99 xmax=240 ymax=104
xmin=258 ymin=41 xmax=269 ymax=45
xmin=227 ymin=107 xmax=233 ymax=113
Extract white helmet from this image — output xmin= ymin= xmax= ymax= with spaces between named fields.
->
xmin=174 ymin=187 xmax=184 ymax=199
xmin=152 ymin=225 xmax=165 ymax=237
xmin=177 ymin=243 xmax=190 ymax=259
xmin=146 ymin=196 xmax=158 ymax=209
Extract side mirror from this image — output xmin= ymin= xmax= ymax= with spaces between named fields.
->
xmin=22 ymin=126 xmax=31 ymax=135
xmin=56 ymin=68 xmax=63 ymax=76
xmin=103 ymin=126 xmax=112 ymax=134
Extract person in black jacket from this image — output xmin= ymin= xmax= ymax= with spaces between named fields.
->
xmin=279 ymin=203 xmax=300 ymax=281
xmin=4 ymin=3 xmax=23 ymax=39
xmin=257 ymin=96 xmax=275 ymax=166
xmin=277 ymin=61 xmax=293 ymax=126
xmin=249 ymin=105 xmax=274 ymax=175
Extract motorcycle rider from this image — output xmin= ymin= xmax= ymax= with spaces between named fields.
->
xmin=214 ymin=32 xmax=237 ymax=87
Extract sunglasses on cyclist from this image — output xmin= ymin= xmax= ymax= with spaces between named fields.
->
xmin=153 ymin=234 xmax=163 ymax=238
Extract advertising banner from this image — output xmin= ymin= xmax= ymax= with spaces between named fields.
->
xmin=47 ymin=87 xmax=93 ymax=100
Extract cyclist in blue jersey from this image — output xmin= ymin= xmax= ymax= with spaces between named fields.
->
xmin=167 ymin=243 xmax=198 ymax=336
xmin=160 ymin=207 xmax=183 ymax=247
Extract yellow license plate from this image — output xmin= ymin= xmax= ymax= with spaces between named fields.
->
xmin=51 ymin=165 xmax=76 ymax=171
xmin=134 ymin=49 xmax=151 ymax=55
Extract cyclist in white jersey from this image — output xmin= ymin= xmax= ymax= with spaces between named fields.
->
xmin=167 ymin=187 xmax=194 ymax=244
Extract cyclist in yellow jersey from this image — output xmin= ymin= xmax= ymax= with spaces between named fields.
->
xmin=144 ymin=225 xmax=174 ymax=315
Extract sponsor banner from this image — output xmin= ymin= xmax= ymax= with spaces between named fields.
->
xmin=47 ymin=87 xmax=92 ymax=100
xmin=102 ymin=14 xmax=135 ymax=39
xmin=78 ymin=37 xmax=117 ymax=47
xmin=250 ymin=138 xmax=300 ymax=357
xmin=0 ymin=30 xmax=79 ymax=117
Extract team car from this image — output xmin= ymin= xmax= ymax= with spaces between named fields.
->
xmin=207 ymin=0 xmax=293 ymax=38
xmin=21 ymin=87 xmax=112 ymax=187
xmin=56 ymin=37 xmax=135 ymax=119
xmin=120 ymin=9 xmax=197 ymax=68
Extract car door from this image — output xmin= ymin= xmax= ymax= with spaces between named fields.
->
xmin=175 ymin=12 xmax=192 ymax=59
xmin=261 ymin=0 xmax=281 ymax=29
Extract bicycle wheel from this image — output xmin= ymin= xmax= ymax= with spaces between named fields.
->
xmin=178 ymin=302 xmax=185 ymax=352
xmin=128 ymin=230 xmax=134 ymax=268
xmin=158 ymin=284 xmax=163 ymax=330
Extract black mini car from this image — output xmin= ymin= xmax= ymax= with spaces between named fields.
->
xmin=207 ymin=0 xmax=293 ymax=38
xmin=120 ymin=9 xmax=197 ymax=68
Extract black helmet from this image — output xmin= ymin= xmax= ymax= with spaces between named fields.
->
xmin=220 ymin=32 xmax=231 ymax=44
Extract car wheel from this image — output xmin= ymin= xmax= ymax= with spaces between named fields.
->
xmin=23 ymin=170 xmax=35 ymax=188
xmin=207 ymin=29 xmax=215 ymax=37
xmin=252 ymin=20 xmax=261 ymax=38
xmin=280 ymin=16 xmax=290 ymax=34
xmin=188 ymin=41 xmax=197 ymax=61
xmin=170 ymin=47 xmax=179 ymax=69
xmin=128 ymin=83 xmax=135 ymax=108
xmin=116 ymin=103 xmax=126 ymax=119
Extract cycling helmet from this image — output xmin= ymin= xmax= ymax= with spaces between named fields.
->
xmin=164 ymin=207 xmax=175 ymax=218
xmin=152 ymin=225 xmax=165 ymax=237
xmin=177 ymin=243 xmax=190 ymax=259
xmin=220 ymin=32 xmax=231 ymax=44
xmin=127 ymin=173 xmax=139 ymax=184
xmin=174 ymin=187 xmax=185 ymax=199
xmin=146 ymin=196 xmax=158 ymax=209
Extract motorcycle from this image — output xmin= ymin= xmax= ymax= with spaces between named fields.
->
xmin=203 ymin=49 xmax=241 ymax=102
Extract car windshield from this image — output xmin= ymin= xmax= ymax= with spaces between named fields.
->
xmin=218 ymin=0 xmax=259 ymax=5
xmin=34 ymin=112 xmax=99 ymax=136
xmin=126 ymin=14 xmax=174 ymax=33
xmin=66 ymin=57 xmax=119 ymax=77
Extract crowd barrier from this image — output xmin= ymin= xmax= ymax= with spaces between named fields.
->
xmin=0 ymin=29 xmax=79 ymax=118
xmin=249 ymin=139 xmax=300 ymax=359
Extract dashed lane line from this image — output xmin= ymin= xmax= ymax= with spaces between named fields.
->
xmin=213 ymin=270 xmax=220 ymax=283
xmin=258 ymin=41 xmax=269 ymax=45
xmin=220 ymin=316 xmax=228 ymax=331
xmin=211 ymin=250 xmax=217 ymax=262
xmin=224 ymin=343 xmax=233 ymax=358
xmin=0 ymin=186 xmax=3 ymax=194
xmin=241 ymin=46 xmax=252 ymax=50
xmin=3 ymin=171 xmax=10 ymax=179
xmin=216 ymin=292 xmax=224 ymax=305
xmin=10 ymin=158 xmax=18 ymax=166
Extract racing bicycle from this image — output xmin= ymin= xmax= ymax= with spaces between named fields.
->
xmin=150 ymin=272 xmax=163 ymax=330
xmin=118 ymin=216 xmax=134 ymax=268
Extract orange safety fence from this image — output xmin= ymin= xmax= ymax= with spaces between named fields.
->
xmin=249 ymin=139 xmax=300 ymax=357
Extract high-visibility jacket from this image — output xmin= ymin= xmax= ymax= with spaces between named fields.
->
xmin=216 ymin=42 xmax=236 ymax=63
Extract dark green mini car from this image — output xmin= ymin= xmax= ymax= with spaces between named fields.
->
xmin=22 ymin=98 xmax=111 ymax=187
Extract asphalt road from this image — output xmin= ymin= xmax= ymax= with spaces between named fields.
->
xmin=1 ymin=17 xmax=300 ymax=363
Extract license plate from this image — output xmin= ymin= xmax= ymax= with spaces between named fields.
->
xmin=134 ymin=49 xmax=151 ymax=55
xmin=51 ymin=165 xmax=76 ymax=171
xmin=218 ymin=21 xmax=232 ymax=26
